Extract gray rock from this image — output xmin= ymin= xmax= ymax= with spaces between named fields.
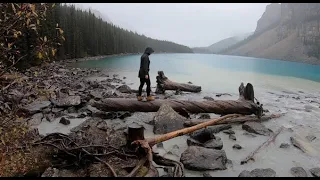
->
xmin=180 ymin=146 xmax=227 ymax=171
xmin=117 ymin=85 xmax=132 ymax=93
xmin=306 ymin=135 xmax=316 ymax=142
xmin=187 ymin=136 xmax=223 ymax=150
xmin=239 ymin=170 xmax=253 ymax=177
xmin=59 ymin=117 xmax=70 ymax=125
xmin=239 ymin=168 xmax=276 ymax=177
xmin=52 ymin=107 xmax=64 ymax=113
xmin=187 ymin=137 xmax=203 ymax=147
xmin=280 ymin=143 xmax=290 ymax=149
xmin=290 ymin=167 xmax=307 ymax=177
xmin=22 ymin=101 xmax=51 ymax=115
xmin=28 ymin=113 xmax=43 ymax=126
xmin=168 ymin=144 xmax=180 ymax=157
xmin=203 ymin=172 xmax=212 ymax=177
xmin=190 ymin=128 xmax=215 ymax=143
xmin=198 ymin=113 xmax=210 ymax=119
xmin=54 ymin=95 xmax=81 ymax=107
xmin=233 ymin=144 xmax=242 ymax=149
xmin=229 ymin=134 xmax=236 ymax=141
xmin=67 ymin=106 xmax=77 ymax=113
xmin=153 ymin=104 xmax=185 ymax=134
xmin=77 ymin=113 xmax=87 ymax=118
xmin=242 ymin=122 xmax=271 ymax=136
xmin=86 ymin=105 xmax=116 ymax=119
xmin=203 ymin=96 xmax=214 ymax=101
xmin=310 ymin=168 xmax=320 ymax=177
xmin=243 ymin=132 xmax=257 ymax=138
xmin=204 ymin=139 xmax=223 ymax=150
xmin=208 ymin=124 xmax=232 ymax=134
xmin=90 ymin=90 xmax=103 ymax=100
xmin=117 ymin=111 xmax=132 ymax=119
xmin=157 ymin=142 xmax=164 ymax=148
xmin=223 ymin=129 xmax=235 ymax=135
xmin=44 ymin=113 xmax=55 ymax=122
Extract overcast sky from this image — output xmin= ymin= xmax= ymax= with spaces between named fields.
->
xmin=75 ymin=3 xmax=270 ymax=47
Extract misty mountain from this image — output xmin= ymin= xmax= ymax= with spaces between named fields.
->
xmin=220 ymin=3 xmax=320 ymax=65
xmin=192 ymin=32 xmax=252 ymax=54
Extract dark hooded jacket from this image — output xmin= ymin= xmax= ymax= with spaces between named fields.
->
xmin=138 ymin=47 xmax=154 ymax=78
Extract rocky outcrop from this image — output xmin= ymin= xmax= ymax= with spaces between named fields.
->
xmin=255 ymin=3 xmax=281 ymax=34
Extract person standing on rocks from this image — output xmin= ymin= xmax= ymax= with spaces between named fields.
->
xmin=137 ymin=47 xmax=155 ymax=101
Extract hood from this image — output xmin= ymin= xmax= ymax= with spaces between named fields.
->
xmin=144 ymin=47 xmax=154 ymax=55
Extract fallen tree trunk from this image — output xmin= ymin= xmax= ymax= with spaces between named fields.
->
xmin=92 ymin=83 xmax=263 ymax=116
xmin=91 ymin=98 xmax=261 ymax=115
xmin=155 ymin=71 xmax=201 ymax=94
xmin=184 ymin=114 xmax=283 ymax=127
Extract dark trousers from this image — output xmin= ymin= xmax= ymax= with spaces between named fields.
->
xmin=138 ymin=77 xmax=151 ymax=96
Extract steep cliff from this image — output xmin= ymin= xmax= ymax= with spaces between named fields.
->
xmin=222 ymin=3 xmax=320 ymax=65
xmin=254 ymin=3 xmax=281 ymax=34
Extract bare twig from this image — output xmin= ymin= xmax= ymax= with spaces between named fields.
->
xmin=125 ymin=157 xmax=147 ymax=177
xmin=240 ymin=126 xmax=284 ymax=165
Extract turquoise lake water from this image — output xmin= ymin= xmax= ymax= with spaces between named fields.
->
xmin=76 ymin=53 xmax=320 ymax=83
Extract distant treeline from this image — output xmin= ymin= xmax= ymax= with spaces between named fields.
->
xmin=50 ymin=4 xmax=193 ymax=59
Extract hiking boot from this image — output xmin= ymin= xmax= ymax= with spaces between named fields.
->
xmin=137 ymin=96 xmax=143 ymax=101
xmin=146 ymin=96 xmax=155 ymax=101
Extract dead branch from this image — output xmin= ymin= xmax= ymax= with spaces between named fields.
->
xmin=184 ymin=114 xmax=283 ymax=127
xmin=153 ymin=153 xmax=184 ymax=177
xmin=240 ymin=126 xmax=284 ymax=165
xmin=125 ymin=157 xmax=147 ymax=177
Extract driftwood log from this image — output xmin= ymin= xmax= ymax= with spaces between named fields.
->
xmin=155 ymin=71 xmax=201 ymax=94
xmin=92 ymin=83 xmax=262 ymax=116
xmin=183 ymin=114 xmax=283 ymax=127
xmin=91 ymin=98 xmax=261 ymax=115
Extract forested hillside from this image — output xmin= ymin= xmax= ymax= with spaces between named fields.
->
xmin=56 ymin=4 xmax=193 ymax=59
xmin=0 ymin=3 xmax=192 ymax=72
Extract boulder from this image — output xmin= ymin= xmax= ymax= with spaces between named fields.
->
xmin=90 ymin=90 xmax=103 ymax=100
xmin=239 ymin=168 xmax=276 ymax=177
xmin=223 ymin=129 xmax=235 ymax=135
xmin=203 ymin=139 xmax=223 ymax=150
xmin=117 ymin=85 xmax=132 ymax=93
xmin=279 ymin=143 xmax=290 ymax=149
xmin=203 ymin=96 xmax=214 ymax=101
xmin=229 ymin=134 xmax=236 ymax=141
xmin=53 ymin=95 xmax=81 ymax=107
xmin=44 ymin=113 xmax=55 ymax=122
xmin=310 ymin=168 xmax=320 ymax=177
xmin=180 ymin=146 xmax=227 ymax=171
xmin=28 ymin=113 xmax=43 ymax=126
xmin=59 ymin=117 xmax=70 ymax=125
xmin=190 ymin=128 xmax=215 ymax=143
xmin=243 ymin=132 xmax=257 ymax=138
xmin=208 ymin=124 xmax=231 ymax=134
xmin=198 ymin=113 xmax=210 ymax=119
xmin=233 ymin=144 xmax=242 ymax=149
xmin=242 ymin=122 xmax=271 ymax=136
xmin=22 ymin=100 xmax=51 ymax=115
xmin=290 ymin=167 xmax=307 ymax=177
xmin=153 ymin=104 xmax=186 ymax=134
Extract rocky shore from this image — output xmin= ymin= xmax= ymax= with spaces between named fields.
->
xmin=0 ymin=58 xmax=320 ymax=177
